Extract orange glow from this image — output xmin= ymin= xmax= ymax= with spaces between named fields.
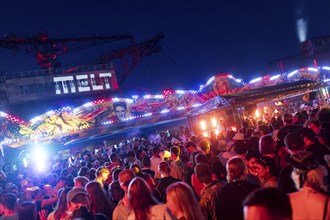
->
xmin=255 ymin=109 xmax=260 ymax=118
xmin=211 ymin=118 xmax=217 ymax=128
xmin=200 ymin=120 xmax=207 ymax=130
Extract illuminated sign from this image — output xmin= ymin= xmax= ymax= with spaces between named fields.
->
xmin=5 ymin=66 xmax=118 ymax=104
xmin=53 ymin=72 xmax=112 ymax=94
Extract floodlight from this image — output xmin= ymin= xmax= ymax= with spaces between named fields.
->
xmin=255 ymin=109 xmax=260 ymax=118
xmin=270 ymin=74 xmax=280 ymax=80
xmin=211 ymin=118 xmax=217 ymax=128
xmin=287 ymin=70 xmax=298 ymax=78
xmin=307 ymin=67 xmax=318 ymax=72
xmin=249 ymin=77 xmax=262 ymax=84
xmin=32 ymin=145 xmax=48 ymax=172
xmin=200 ymin=120 xmax=207 ymax=130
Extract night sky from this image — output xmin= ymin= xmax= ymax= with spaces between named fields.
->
xmin=1 ymin=0 xmax=330 ymax=93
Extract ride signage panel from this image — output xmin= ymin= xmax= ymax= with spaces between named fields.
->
xmin=5 ymin=69 xmax=118 ymax=104
xmin=53 ymin=72 xmax=112 ymax=94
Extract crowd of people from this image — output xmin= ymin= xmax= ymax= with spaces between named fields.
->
xmin=0 ymin=106 xmax=330 ymax=220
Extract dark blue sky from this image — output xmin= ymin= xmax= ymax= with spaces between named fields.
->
xmin=1 ymin=0 xmax=330 ymax=93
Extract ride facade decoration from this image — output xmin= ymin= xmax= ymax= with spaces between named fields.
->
xmin=0 ymin=66 xmax=329 ymax=148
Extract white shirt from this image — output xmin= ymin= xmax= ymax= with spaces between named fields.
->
xmin=150 ymin=156 xmax=162 ymax=179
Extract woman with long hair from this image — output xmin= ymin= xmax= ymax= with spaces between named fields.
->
xmin=254 ymin=156 xmax=278 ymax=188
xmin=128 ymin=177 xmax=172 ymax=220
xmin=18 ymin=201 xmax=37 ymax=220
xmin=47 ymin=188 xmax=71 ymax=220
xmin=85 ymin=181 xmax=114 ymax=219
xmin=166 ymin=182 xmax=205 ymax=220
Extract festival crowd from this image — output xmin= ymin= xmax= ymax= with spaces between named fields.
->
xmin=0 ymin=107 xmax=330 ymax=220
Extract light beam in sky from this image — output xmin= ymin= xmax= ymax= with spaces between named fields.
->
xmin=296 ymin=18 xmax=308 ymax=43
xmin=295 ymin=1 xmax=308 ymax=43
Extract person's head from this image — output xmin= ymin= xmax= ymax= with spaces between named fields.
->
xmin=318 ymin=107 xmax=330 ymax=124
xmin=109 ymin=153 xmax=118 ymax=163
xmin=245 ymin=149 xmax=260 ymax=174
xmin=300 ymin=127 xmax=317 ymax=145
xmin=74 ymin=176 xmax=90 ymax=188
xmin=283 ymin=113 xmax=293 ymax=125
xmin=233 ymin=140 xmax=249 ymax=156
xmin=158 ymin=161 xmax=171 ymax=177
xmin=130 ymin=164 xmax=141 ymax=175
xmin=95 ymin=213 xmax=109 ymax=220
xmin=256 ymin=125 xmax=270 ymax=135
xmin=270 ymin=120 xmax=281 ymax=131
xmin=88 ymin=168 xmax=97 ymax=181
xmin=67 ymin=187 xmax=90 ymax=212
xmin=259 ymin=135 xmax=276 ymax=155
xmin=61 ymin=169 xmax=69 ymax=177
xmin=194 ymin=162 xmax=212 ymax=184
xmin=249 ymin=136 xmax=260 ymax=149
xmin=159 ymin=150 xmax=171 ymax=161
xmin=0 ymin=193 xmax=17 ymax=212
xmin=308 ymin=112 xmax=317 ymax=121
xmin=118 ymin=169 xmax=135 ymax=193
xmin=289 ymin=151 xmax=328 ymax=191
xmin=109 ymin=181 xmax=124 ymax=203
xmin=170 ymin=146 xmax=180 ymax=160
xmin=85 ymin=181 xmax=112 ymax=215
xmin=226 ymin=156 xmax=246 ymax=183
xmin=70 ymin=206 xmax=95 ymax=220
xmin=166 ymin=182 xmax=205 ymax=220
xmin=83 ymin=154 xmax=90 ymax=162
xmin=93 ymin=160 xmax=101 ymax=168
xmin=18 ymin=202 xmax=37 ymax=220
xmin=78 ymin=167 xmax=89 ymax=177
xmin=31 ymin=188 xmax=43 ymax=201
xmin=54 ymin=188 xmax=71 ymax=220
xmin=194 ymin=153 xmax=207 ymax=164
xmin=142 ymin=156 xmax=151 ymax=168
xmin=255 ymin=156 xmax=278 ymax=179
xmin=152 ymin=146 xmax=160 ymax=156
xmin=308 ymin=120 xmax=321 ymax=136
xmin=135 ymin=149 xmax=146 ymax=161
xmin=185 ymin=141 xmax=197 ymax=153
xmin=57 ymin=176 xmax=68 ymax=189
xmin=295 ymin=112 xmax=305 ymax=123
xmin=96 ymin=167 xmax=110 ymax=182
xmin=243 ymin=188 xmax=292 ymax=220
xmin=111 ymin=167 xmax=122 ymax=181
xmin=128 ymin=177 xmax=158 ymax=220
xmin=198 ymin=139 xmax=211 ymax=153
xmin=113 ymin=102 xmax=127 ymax=121
xmin=87 ymin=162 xmax=93 ymax=170
xmin=284 ymin=132 xmax=305 ymax=154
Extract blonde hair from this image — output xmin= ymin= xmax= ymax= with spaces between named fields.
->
xmin=166 ymin=182 xmax=205 ymax=220
xmin=226 ymin=156 xmax=246 ymax=183
xmin=292 ymin=165 xmax=328 ymax=192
